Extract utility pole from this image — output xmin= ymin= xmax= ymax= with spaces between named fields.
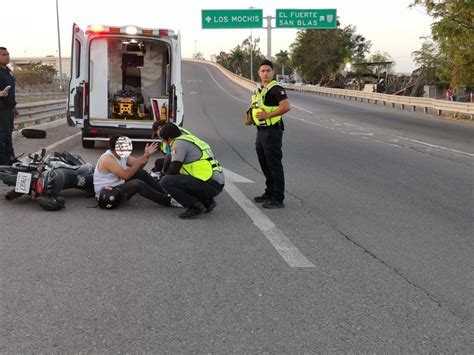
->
xmin=55 ymin=0 xmax=63 ymax=90
xmin=266 ymin=15 xmax=274 ymax=60
xmin=249 ymin=6 xmax=255 ymax=81
xmin=194 ymin=40 xmax=197 ymax=58
xmin=250 ymin=29 xmax=254 ymax=81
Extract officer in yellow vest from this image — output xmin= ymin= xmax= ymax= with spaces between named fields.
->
xmin=150 ymin=120 xmax=192 ymax=178
xmin=158 ymin=123 xmax=225 ymax=219
xmin=250 ymin=60 xmax=291 ymax=208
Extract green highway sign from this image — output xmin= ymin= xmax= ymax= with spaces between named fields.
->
xmin=202 ymin=9 xmax=263 ymax=29
xmin=276 ymin=9 xmax=337 ymax=29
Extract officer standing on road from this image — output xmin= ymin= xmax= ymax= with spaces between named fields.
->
xmin=250 ymin=60 xmax=291 ymax=208
xmin=0 ymin=47 xmax=19 ymax=165
xmin=158 ymin=123 xmax=225 ymax=219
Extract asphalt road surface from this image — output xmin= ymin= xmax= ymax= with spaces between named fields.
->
xmin=1 ymin=61 xmax=472 ymax=352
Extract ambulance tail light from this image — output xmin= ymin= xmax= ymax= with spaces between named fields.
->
xmin=159 ymin=29 xmax=169 ymax=37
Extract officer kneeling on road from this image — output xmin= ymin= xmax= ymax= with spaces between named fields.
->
xmin=150 ymin=119 xmax=192 ymax=178
xmin=158 ymin=123 xmax=225 ymax=219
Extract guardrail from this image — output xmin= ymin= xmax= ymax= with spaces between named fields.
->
xmin=15 ymin=99 xmax=67 ymax=129
xmin=185 ymin=59 xmax=473 ymax=119
xmin=286 ymin=84 xmax=474 ymax=119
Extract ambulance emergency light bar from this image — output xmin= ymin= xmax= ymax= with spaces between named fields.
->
xmin=86 ymin=24 xmax=175 ymax=37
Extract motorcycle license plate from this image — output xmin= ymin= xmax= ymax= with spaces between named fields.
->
xmin=15 ymin=172 xmax=32 ymax=194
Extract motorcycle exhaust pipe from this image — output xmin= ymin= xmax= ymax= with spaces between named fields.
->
xmin=5 ymin=190 xmax=23 ymax=201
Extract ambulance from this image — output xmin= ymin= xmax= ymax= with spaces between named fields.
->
xmin=67 ymin=24 xmax=183 ymax=148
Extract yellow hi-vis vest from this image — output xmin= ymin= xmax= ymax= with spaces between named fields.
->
xmin=171 ymin=134 xmax=222 ymax=181
xmin=251 ymin=80 xmax=282 ymax=126
xmin=160 ymin=126 xmax=192 ymax=155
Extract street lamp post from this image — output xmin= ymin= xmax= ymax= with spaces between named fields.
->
xmin=249 ymin=6 xmax=254 ymax=82
xmin=55 ymin=0 xmax=63 ymax=90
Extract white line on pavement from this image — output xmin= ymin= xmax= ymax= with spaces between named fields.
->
xmin=395 ymin=136 xmax=473 ymax=157
xmin=34 ymin=131 xmax=81 ymax=156
xmin=224 ymin=169 xmax=315 ymax=268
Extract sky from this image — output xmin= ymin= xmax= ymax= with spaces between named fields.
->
xmin=0 ymin=0 xmax=433 ymax=73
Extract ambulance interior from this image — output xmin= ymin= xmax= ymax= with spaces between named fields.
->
xmin=89 ymin=37 xmax=170 ymax=121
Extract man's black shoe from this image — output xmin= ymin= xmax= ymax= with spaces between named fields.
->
xmin=179 ymin=204 xmax=205 ymax=219
xmin=254 ymin=194 xmax=272 ymax=203
xmin=203 ymin=198 xmax=217 ymax=213
xmin=262 ymin=200 xmax=284 ymax=209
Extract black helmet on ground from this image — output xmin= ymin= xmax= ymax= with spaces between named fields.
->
xmin=98 ymin=187 xmax=122 ymax=209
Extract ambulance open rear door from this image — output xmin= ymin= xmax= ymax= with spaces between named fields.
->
xmin=67 ymin=23 xmax=87 ymax=128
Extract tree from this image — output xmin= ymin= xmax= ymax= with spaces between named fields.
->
xmin=412 ymin=36 xmax=445 ymax=85
xmin=274 ymin=50 xmax=292 ymax=76
xmin=290 ymin=24 xmax=371 ymax=84
xmin=193 ymin=52 xmax=205 ymax=60
xmin=214 ymin=37 xmax=266 ymax=80
xmin=14 ymin=62 xmax=57 ymax=86
xmin=367 ymin=52 xmax=395 ymax=76
xmin=410 ymin=0 xmax=474 ymax=89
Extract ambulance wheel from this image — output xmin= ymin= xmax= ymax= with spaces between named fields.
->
xmin=82 ymin=138 xmax=95 ymax=149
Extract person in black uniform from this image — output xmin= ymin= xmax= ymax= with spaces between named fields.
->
xmin=0 ymin=47 xmax=19 ymax=165
xmin=251 ymin=60 xmax=291 ymax=208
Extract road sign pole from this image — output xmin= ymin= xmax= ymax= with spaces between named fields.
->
xmin=266 ymin=16 xmax=273 ymax=60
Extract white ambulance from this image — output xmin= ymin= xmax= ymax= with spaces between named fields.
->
xmin=67 ymin=24 xmax=184 ymax=148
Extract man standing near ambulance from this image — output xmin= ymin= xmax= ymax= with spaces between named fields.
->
xmin=0 ymin=47 xmax=19 ymax=165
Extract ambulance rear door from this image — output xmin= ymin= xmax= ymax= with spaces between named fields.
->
xmin=67 ymin=23 xmax=88 ymax=127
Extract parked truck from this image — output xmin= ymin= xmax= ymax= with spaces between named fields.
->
xmin=67 ymin=24 xmax=184 ymax=148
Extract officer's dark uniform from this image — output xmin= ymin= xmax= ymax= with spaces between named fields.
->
xmin=254 ymin=83 xmax=287 ymax=204
xmin=0 ymin=66 xmax=16 ymax=165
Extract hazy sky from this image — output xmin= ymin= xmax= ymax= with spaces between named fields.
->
xmin=1 ymin=0 xmax=433 ymax=73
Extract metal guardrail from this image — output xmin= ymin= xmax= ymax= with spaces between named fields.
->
xmin=185 ymin=59 xmax=473 ymax=119
xmin=286 ymin=84 xmax=474 ymax=118
xmin=15 ymin=99 xmax=67 ymax=128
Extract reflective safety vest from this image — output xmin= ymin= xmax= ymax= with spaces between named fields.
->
xmin=250 ymin=80 xmax=282 ymax=126
xmin=171 ymin=134 xmax=222 ymax=181
xmin=161 ymin=126 xmax=192 ymax=154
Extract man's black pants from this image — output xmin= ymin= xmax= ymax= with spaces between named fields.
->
xmin=116 ymin=169 xmax=170 ymax=206
xmin=255 ymin=124 xmax=285 ymax=202
xmin=0 ymin=108 xmax=15 ymax=165
xmin=160 ymin=174 xmax=223 ymax=209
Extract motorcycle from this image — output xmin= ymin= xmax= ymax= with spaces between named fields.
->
xmin=0 ymin=149 xmax=95 ymax=210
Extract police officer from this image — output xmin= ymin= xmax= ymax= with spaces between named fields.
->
xmin=159 ymin=123 xmax=225 ymax=219
xmin=0 ymin=47 xmax=19 ymax=165
xmin=251 ymin=60 xmax=291 ymax=208
xmin=150 ymin=119 xmax=192 ymax=176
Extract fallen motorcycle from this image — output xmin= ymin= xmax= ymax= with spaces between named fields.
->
xmin=0 ymin=149 xmax=94 ymax=211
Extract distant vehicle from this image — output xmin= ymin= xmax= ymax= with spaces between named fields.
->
xmin=67 ymin=24 xmax=184 ymax=148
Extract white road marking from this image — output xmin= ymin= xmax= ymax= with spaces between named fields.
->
xmin=395 ymin=136 xmax=474 ymax=157
xmin=204 ymin=66 xmax=249 ymax=104
xmin=349 ymin=132 xmax=374 ymax=136
xmin=34 ymin=131 xmax=81 ymax=156
xmin=222 ymin=168 xmax=254 ymax=183
xmin=291 ymin=104 xmax=313 ymax=114
xmin=224 ymin=168 xmax=315 ymax=268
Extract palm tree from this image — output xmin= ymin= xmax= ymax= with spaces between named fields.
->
xmin=275 ymin=50 xmax=290 ymax=75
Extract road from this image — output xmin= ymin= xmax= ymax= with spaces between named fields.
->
xmin=1 ymin=61 xmax=472 ymax=352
